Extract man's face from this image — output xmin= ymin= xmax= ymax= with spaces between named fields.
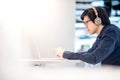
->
xmin=83 ymin=16 xmax=98 ymax=35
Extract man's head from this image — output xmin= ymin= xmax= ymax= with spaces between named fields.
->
xmin=81 ymin=6 xmax=110 ymax=35
xmin=81 ymin=6 xmax=110 ymax=26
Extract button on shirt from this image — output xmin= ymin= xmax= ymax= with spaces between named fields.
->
xmin=63 ymin=24 xmax=120 ymax=66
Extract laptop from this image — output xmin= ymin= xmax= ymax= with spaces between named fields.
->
xmin=24 ymin=39 xmax=65 ymax=66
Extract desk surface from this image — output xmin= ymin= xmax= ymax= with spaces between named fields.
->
xmin=23 ymin=58 xmax=82 ymax=67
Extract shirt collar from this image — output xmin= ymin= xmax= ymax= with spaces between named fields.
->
xmin=98 ymin=25 xmax=108 ymax=38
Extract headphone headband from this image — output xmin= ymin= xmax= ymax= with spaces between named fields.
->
xmin=92 ymin=7 xmax=98 ymax=16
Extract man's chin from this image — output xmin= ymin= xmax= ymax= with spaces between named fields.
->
xmin=89 ymin=32 xmax=94 ymax=35
xmin=88 ymin=32 xmax=92 ymax=34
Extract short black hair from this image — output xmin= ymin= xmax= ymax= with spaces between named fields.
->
xmin=81 ymin=6 xmax=110 ymax=25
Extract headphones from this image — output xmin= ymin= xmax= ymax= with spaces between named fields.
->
xmin=92 ymin=7 xmax=101 ymax=25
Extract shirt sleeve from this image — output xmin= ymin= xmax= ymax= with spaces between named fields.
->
xmin=63 ymin=31 xmax=117 ymax=64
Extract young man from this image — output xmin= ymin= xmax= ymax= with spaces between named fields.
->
xmin=54 ymin=6 xmax=120 ymax=66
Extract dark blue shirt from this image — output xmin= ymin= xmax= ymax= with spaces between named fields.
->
xmin=63 ymin=24 xmax=120 ymax=66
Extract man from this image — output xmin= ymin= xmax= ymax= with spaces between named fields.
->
xmin=54 ymin=6 xmax=120 ymax=66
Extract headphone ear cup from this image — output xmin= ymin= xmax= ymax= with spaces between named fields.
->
xmin=95 ymin=17 xmax=101 ymax=25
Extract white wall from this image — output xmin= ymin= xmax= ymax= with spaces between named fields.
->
xmin=0 ymin=0 xmax=75 ymax=63
xmin=23 ymin=0 xmax=75 ymax=58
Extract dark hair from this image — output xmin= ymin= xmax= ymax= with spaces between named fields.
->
xmin=81 ymin=6 xmax=110 ymax=25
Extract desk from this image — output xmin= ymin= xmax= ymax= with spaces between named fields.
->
xmin=23 ymin=58 xmax=84 ymax=67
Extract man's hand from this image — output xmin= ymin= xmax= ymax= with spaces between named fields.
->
xmin=54 ymin=48 xmax=65 ymax=58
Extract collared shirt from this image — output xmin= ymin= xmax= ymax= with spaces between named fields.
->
xmin=63 ymin=24 xmax=120 ymax=66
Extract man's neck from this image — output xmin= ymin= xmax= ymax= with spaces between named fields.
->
xmin=96 ymin=25 xmax=104 ymax=35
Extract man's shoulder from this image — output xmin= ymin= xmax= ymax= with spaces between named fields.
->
xmin=105 ymin=24 xmax=119 ymax=30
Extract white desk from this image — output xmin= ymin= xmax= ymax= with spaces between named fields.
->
xmin=23 ymin=58 xmax=84 ymax=67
